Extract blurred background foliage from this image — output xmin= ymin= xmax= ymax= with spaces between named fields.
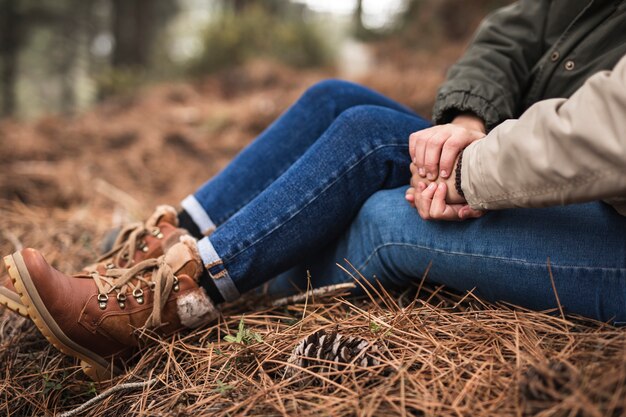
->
xmin=0 ymin=0 xmax=509 ymax=119
xmin=189 ymin=4 xmax=331 ymax=74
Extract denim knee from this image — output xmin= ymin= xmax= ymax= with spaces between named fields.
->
xmin=300 ymin=79 xmax=421 ymax=123
xmin=353 ymin=189 xmax=412 ymax=251
xmin=301 ymin=79 xmax=362 ymax=103
xmin=329 ymin=105 xmax=423 ymax=149
xmin=359 ymin=188 xmax=402 ymax=223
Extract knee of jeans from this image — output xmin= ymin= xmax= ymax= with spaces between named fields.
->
xmin=332 ymin=105 xmax=404 ymax=141
xmin=301 ymin=79 xmax=358 ymax=105
xmin=355 ymin=188 xmax=410 ymax=246
xmin=350 ymin=189 xmax=424 ymax=286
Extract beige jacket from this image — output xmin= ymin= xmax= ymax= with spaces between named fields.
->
xmin=461 ymin=54 xmax=626 ymax=216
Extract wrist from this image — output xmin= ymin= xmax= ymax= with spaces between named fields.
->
xmin=442 ymin=153 xmax=466 ymax=204
xmin=454 ymin=150 xmax=465 ymax=200
xmin=451 ymin=113 xmax=486 ymax=134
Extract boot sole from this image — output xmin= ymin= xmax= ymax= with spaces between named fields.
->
xmin=4 ymin=252 xmax=122 ymax=381
xmin=0 ymin=286 xmax=29 ymax=317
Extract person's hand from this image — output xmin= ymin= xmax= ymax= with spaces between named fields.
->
xmin=412 ymin=181 xmax=484 ymax=221
xmin=408 ymin=114 xmax=486 ymax=182
xmin=406 ymin=157 xmax=485 ymax=221
xmin=406 ymin=181 xmax=485 ymax=221
xmin=408 ymin=160 xmax=465 ymax=203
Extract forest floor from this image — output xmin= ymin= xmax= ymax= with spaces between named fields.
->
xmin=1 ymin=42 xmax=626 ymax=416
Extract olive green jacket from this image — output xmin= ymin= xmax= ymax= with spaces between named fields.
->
xmin=461 ymin=54 xmax=626 ymax=216
xmin=433 ymin=0 xmax=626 ymax=131
xmin=433 ymin=0 xmax=626 ymax=215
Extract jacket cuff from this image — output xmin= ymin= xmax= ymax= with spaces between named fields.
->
xmin=432 ymin=90 xmax=505 ymax=132
xmin=460 ymin=140 xmax=491 ymax=210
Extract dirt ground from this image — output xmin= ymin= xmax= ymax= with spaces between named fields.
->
xmin=2 ymin=45 xmax=626 ymax=417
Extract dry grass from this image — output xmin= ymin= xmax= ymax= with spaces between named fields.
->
xmin=1 ymin=57 xmax=626 ymax=416
xmin=3 ymin=261 xmax=626 ymax=416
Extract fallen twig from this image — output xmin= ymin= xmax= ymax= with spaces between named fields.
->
xmin=271 ymin=283 xmax=356 ymax=307
xmin=57 ymin=377 xmax=159 ymax=417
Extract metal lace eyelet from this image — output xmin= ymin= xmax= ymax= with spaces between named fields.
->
xmin=117 ymin=293 xmax=127 ymax=309
xmin=132 ymin=288 xmax=144 ymax=304
xmin=151 ymin=227 xmax=164 ymax=239
xmin=138 ymin=241 xmax=149 ymax=253
xmin=149 ymin=282 xmax=156 ymax=291
xmin=97 ymin=293 xmax=109 ymax=310
xmin=173 ymin=275 xmax=180 ymax=292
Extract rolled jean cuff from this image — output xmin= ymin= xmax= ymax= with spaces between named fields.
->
xmin=197 ymin=237 xmax=240 ymax=302
xmin=181 ymin=195 xmax=217 ymax=235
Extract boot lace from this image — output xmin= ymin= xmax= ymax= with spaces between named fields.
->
xmin=97 ymin=222 xmax=164 ymax=267
xmin=84 ymin=257 xmax=180 ymax=329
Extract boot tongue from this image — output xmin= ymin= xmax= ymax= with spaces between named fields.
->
xmin=163 ymin=240 xmax=202 ymax=281
xmin=147 ymin=205 xmax=179 ymax=228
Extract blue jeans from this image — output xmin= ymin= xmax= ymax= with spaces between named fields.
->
xmin=182 ymin=79 xmax=626 ymax=323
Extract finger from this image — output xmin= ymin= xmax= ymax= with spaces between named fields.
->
xmin=413 ymin=181 xmax=427 ymax=213
xmin=417 ymin=182 xmax=437 ymax=219
xmin=458 ymin=205 xmax=486 ymax=219
xmin=411 ymin=185 xmax=421 ymax=211
xmin=440 ymin=129 xmax=486 ymax=178
xmin=439 ymin=135 xmax=466 ymax=179
xmin=412 ymin=181 xmax=426 ymax=202
xmin=410 ymin=174 xmax=418 ymax=189
xmin=408 ymin=132 xmax=419 ymax=160
xmin=409 ymin=164 xmax=420 ymax=188
xmin=410 ymin=129 xmax=429 ymax=161
xmin=405 ymin=187 xmax=415 ymax=204
xmin=429 ymin=182 xmax=449 ymax=218
xmin=414 ymin=129 xmax=436 ymax=177
xmin=411 ymin=170 xmax=430 ymax=189
xmin=424 ymin=132 xmax=452 ymax=181
xmin=411 ymin=178 xmax=426 ymax=191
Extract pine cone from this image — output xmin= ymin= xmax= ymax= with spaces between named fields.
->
xmin=520 ymin=360 xmax=578 ymax=415
xmin=286 ymin=329 xmax=382 ymax=379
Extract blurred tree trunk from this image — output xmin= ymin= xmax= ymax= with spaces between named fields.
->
xmin=436 ymin=0 xmax=475 ymax=40
xmin=354 ymin=0 xmax=364 ymax=28
xmin=232 ymin=0 xmax=281 ymax=14
xmin=233 ymin=0 xmax=247 ymax=14
xmin=354 ymin=0 xmax=366 ymax=37
xmin=111 ymin=0 xmax=155 ymax=68
xmin=0 ymin=0 xmax=20 ymax=117
xmin=59 ymin=0 xmax=92 ymax=114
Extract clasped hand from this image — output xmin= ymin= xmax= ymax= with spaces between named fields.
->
xmin=405 ymin=115 xmax=486 ymax=221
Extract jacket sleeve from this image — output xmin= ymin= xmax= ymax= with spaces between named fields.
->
xmin=432 ymin=0 xmax=550 ymax=131
xmin=461 ymin=54 xmax=626 ymax=216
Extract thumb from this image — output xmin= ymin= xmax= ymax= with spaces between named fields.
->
xmin=459 ymin=205 xmax=485 ymax=219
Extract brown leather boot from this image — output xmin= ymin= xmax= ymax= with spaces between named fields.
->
xmin=0 ymin=274 xmax=28 ymax=316
xmin=4 ymin=236 xmax=219 ymax=381
xmin=93 ymin=205 xmax=188 ymax=269
xmin=0 ymin=205 xmax=187 ymax=318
